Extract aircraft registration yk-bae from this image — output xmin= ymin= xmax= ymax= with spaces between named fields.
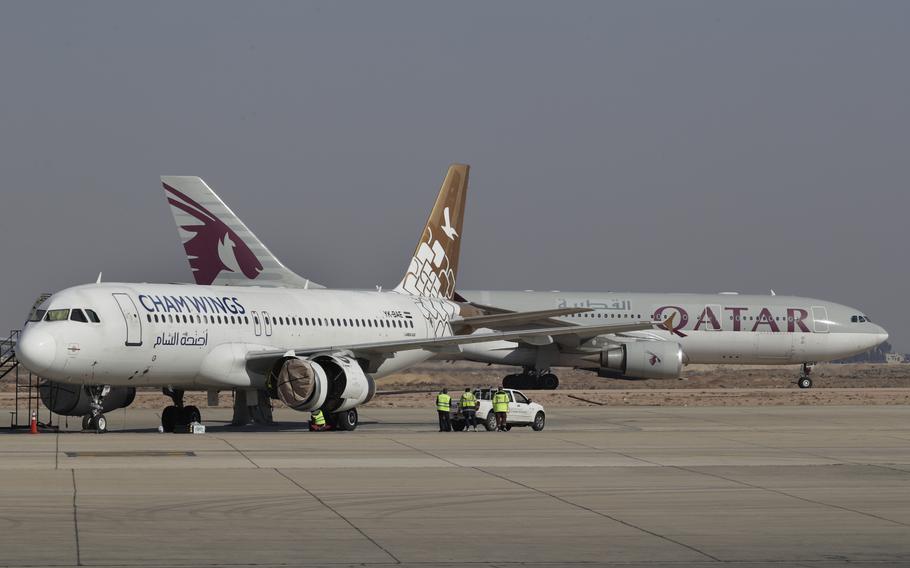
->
xmin=15 ymin=164 xmax=649 ymax=432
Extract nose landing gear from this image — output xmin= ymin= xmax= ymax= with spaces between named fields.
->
xmin=81 ymin=385 xmax=110 ymax=433
xmin=797 ymin=363 xmax=815 ymax=389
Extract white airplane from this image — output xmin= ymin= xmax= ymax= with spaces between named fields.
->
xmin=158 ymin=171 xmax=889 ymax=392
xmin=15 ymin=165 xmax=648 ymax=432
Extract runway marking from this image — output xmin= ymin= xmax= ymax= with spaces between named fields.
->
xmin=64 ymin=450 xmax=196 ymax=457
xmin=71 ymin=469 xmax=81 ymax=566
xmin=474 ymin=466 xmax=721 ymax=562
xmin=275 ymin=468 xmax=401 ymax=565
xmin=212 ymin=435 xmax=260 ymax=468
xmin=390 ymin=438 xmax=462 ymax=467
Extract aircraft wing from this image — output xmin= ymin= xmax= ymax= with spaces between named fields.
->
xmin=245 ymin=320 xmax=654 ymax=364
xmin=450 ymin=307 xmax=592 ymax=332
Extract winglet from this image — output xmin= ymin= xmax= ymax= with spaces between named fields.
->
xmin=162 ymin=176 xmax=324 ymax=289
xmin=394 ymin=164 xmax=469 ymax=299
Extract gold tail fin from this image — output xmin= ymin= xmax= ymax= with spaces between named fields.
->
xmin=395 ymin=164 xmax=469 ymax=299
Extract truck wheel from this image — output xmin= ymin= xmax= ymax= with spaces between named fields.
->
xmin=484 ymin=412 xmax=496 ymax=431
xmin=532 ymin=411 xmax=546 ymax=431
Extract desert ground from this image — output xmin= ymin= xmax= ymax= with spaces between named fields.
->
xmin=4 ymin=362 xmax=910 ymax=413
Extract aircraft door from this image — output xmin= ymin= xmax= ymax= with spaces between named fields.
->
xmin=112 ymin=293 xmax=143 ymax=347
xmin=262 ymin=311 xmax=273 ymax=336
xmin=811 ymin=306 xmax=829 ymax=333
xmin=251 ymin=310 xmax=262 ymax=337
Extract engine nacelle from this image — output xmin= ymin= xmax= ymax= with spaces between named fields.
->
xmin=271 ymin=354 xmax=375 ymax=413
xmin=599 ymin=342 xmax=683 ymax=380
xmin=39 ymin=382 xmax=136 ymax=416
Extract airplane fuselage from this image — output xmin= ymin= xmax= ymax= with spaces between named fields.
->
xmin=16 ymin=283 xmax=456 ymax=388
xmin=459 ymin=290 xmax=888 ymax=368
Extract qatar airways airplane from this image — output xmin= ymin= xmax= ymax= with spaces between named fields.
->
xmin=160 ymin=173 xmax=889 ymax=392
xmin=15 ymin=165 xmax=647 ymax=432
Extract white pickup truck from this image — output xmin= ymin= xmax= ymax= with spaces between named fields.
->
xmin=451 ymin=388 xmax=546 ymax=431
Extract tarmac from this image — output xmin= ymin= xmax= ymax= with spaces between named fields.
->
xmin=1 ymin=405 xmax=909 ymax=567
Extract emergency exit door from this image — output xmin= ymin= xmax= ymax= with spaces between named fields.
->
xmin=112 ymin=293 xmax=143 ymax=346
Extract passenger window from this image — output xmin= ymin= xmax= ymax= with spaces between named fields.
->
xmin=147 ymin=315 xmax=152 ymax=323
xmin=86 ymin=309 xmax=101 ymax=323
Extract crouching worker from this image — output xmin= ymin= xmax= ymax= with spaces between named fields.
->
xmin=310 ymin=409 xmax=330 ymax=431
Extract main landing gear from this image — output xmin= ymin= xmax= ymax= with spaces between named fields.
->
xmin=502 ymin=368 xmax=559 ymax=390
xmin=160 ymin=388 xmax=202 ymax=433
xmin=797 ymin=363 xmax=815 ymax=389
xmin=81 ymin=385 xmax=110 ymax=433
xmin=327 ymin=408 xmax=359 ymax=431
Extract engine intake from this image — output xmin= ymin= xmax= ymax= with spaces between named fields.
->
xmin=271 ymin=354 xmax=375 ymax=412
xmin=39 ymin=382 xmax=136 ymax=416
xmin=599 ymin=342 xmax=683 ymax=380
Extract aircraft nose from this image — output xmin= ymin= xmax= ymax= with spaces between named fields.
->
xmin=874 ymin=325 xmax=889 ymax=345
xmin=15 ymin=329 xmax=56 ymax=374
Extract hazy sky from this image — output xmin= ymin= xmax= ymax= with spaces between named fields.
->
xmin=1 ymin=2 xmax=907 ymax=350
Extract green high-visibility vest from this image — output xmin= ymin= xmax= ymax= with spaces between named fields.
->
xmin=461 ymin=392 xmax=477 ymax=409
xmin=493 ymin=392 xmax=510 ymax=413
xmin=436 ymin=393 xmax=451 ymax=411
xmin=312 ymin=410 xmax=326 ymax=426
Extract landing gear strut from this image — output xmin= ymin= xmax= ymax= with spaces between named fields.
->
xmin=82 ymin=385 xmax=110 ymax=432
xmin=161 ymin=388 xmax=201 ymax=432
xmin=797 ymin=363 xmax=815 ymax=389
xmin=502 ymin=368 xmax=559 ymax=390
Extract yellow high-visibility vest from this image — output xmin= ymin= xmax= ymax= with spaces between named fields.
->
xmin=312 ymin=410 xmax=326 ymax=426
xmin=493 ymin=392 xmax=510 ymax=413
xmin=461 ymin=392 xmax=477 ymax=409
xmin=436 ymin=393 xmax=451 ymax=412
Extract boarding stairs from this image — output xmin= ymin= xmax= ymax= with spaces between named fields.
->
xmin=0 ymin=329 xmax=48 ymax=429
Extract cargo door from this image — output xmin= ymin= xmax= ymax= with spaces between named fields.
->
xmin=112 ymin=293 xmax=143 ymax=346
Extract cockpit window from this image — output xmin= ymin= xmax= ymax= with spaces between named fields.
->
xmin=28 ymin=309 xmax=46 ymax=322
xmin=851 ymin=315 xmax=870 ymax=323
xmin=45 ymin=309 xmax=70 ymax=321
xmin=85 ymin=309 xmax=101 ymax=323
xmin=70 ymin=309 xmax=88 ymax=323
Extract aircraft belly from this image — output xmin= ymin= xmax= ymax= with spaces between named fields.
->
xmin=373 ymin=349 xmax=434 ymax=378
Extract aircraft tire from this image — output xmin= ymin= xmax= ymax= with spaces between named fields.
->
xmin=90 ymin=414 xmax=107 ymax=433
xmin=502 ymin=374 xmax=521 ymax=389
xmin=82 ymin=415 xmax=91 ymax=431
xmin=336 ymin=409 xmax=358 ymax=431
xmin=161 ymin=405 xmax=179 ymax=433
xmin=540 ymin=374 xmax=559 ymax=390
xmin=798 ymin=377 xmax=813 ymax=389
xmin=183 ymin=405 xmax=202 ymax=424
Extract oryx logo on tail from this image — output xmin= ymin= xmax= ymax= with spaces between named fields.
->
xmin=164 ymin=183 xmax=263 ymax=285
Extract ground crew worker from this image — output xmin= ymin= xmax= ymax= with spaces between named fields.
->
xmin=460 ymin=387 xmax=478 ymax=431
xmin=436 ymin=388 xmax=452 ymax=432
xmin=492 ymin=387 xmax=510 ymax=431
xmin=310 ymin=409 xmax=328 ymax=431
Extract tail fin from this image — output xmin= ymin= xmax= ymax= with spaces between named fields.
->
xmin=162 ymin=176 xmax=324 ymax=289
xmin=395 ymin=164 xmax=469 ymax=299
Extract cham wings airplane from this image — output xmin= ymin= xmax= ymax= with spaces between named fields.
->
xmin=14 ymin=165 xmax=652 ymax=432
xmin=158 ymin=172 xmax=889 ymax=392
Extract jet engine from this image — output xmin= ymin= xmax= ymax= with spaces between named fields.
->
xmin=598 ymin=342 xmax=683 ymax=380
xmin=39 ymin=382 xmax=136 ymax=416
xmin=270 ymin=354 xmax=375 ymax=413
